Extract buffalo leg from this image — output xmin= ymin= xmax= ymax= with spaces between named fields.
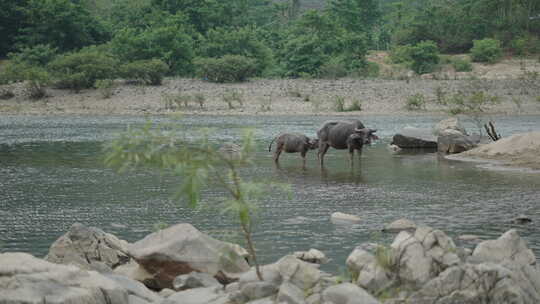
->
xmin=319 ymin=143 xmax=330 ymax=167
xmin=273 ymin=144 xmax=283 ymax=163
xmin=301 ymin=150 xmax=307 ymax=168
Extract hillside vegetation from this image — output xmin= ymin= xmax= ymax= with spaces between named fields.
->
xmin=0 ymin=0 xmax=539 ymax=94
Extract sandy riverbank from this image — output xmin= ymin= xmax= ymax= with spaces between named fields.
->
xmin=1 ymin=57 xmax=539 ymax=117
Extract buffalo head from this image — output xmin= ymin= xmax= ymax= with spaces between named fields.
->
xmin=352 ymin=128 xmax=378 ymax=145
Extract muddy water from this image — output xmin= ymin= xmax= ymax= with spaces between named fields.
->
xmin=1 ymin=114 xmax=539 ymax=272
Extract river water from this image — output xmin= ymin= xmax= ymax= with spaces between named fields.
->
xmin=1 ymin=114 xmax=539 ymax=272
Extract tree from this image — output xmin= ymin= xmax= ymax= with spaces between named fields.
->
xmin=0 ymin=0 xmax=27 ymax=57
xmin=327 ymin=0 xmax=381 ymax=34
xmin=16 ymin=0 xmax=109 ymax=52
xmin=110 ymin=24 xmax=195 ymax=75
xmin=104 ymin=124 xmax=290 ymax=281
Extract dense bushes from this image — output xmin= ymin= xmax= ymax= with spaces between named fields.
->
xmin=194 ymin=55 xmax=257 ymax=83
xmin=390 ymin=41 xmax=439 ymax=74
xmin=470 ymin=38 xmax=503 ymax=63
xmin=110 ymin=26 xmax=194 ymax=75
xmin=198 ymin=27 xmax=272 ymax=77
xmin=120 ymin=59 xmax=169 ymax=85
xmin=48 ymin=46 xmax=119 ymax=91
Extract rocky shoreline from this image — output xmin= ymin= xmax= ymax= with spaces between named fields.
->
xmin=2 ymin=221 xmax=539 ymax=304
xmin=1 ymin=75 xmax=539 ymax=116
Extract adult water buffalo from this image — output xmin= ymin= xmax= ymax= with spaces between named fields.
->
xmin=268 ymin=133 xmax=319 ymax=167
xmin=317 ymin=119 xmax=378 ymax=167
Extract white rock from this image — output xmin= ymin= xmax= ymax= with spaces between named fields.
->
xmin=330 ymin=212 xmax=361 ymax=224
xmin=382 ymin=218 xmax=416 ymax=233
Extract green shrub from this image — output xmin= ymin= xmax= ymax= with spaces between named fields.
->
xmin=405 ymin=93 xmax=426 ymax=110
xmin=451 ymin=57 xmax=473 ymax=72
xmin=110 ymin=26 xmax=194 ymax=75
xmin=120 ymin=59 xmax=169 ymax=85
xmin=95 ymin=79 xmax=115 ymax=99
xmin=389 ymin=44 xmax=414 ymax=65
xmin=199 ymin=26 xmax=272 ymax=77
xmin=410 ymin=41 xmax=440 ymax=74
xmin=22 ymin=66 xmax=51 ymax=99
xmin=319 ymin=58 xmax=348 ymax=79
xmin=195 ymin=55 xmax=257 ymax=83
xmin=8 ymin=44 xmax=58 ymax=67
xmin=0 ymin=62 xmax=25 ymax=84
xmin=49 ymin=46 xmax=119 ymax=91
xmin=470 ymin=38 xmax=503 ymax=63
xmin=333 ymin=96 xmax=346 ymax=111
xmin=511 ymin=34 xmax=540 ymax=56
xmin=356 ymin=61 xmax=380 ymax=78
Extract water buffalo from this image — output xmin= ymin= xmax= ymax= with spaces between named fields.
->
xmin=317 ymin=119 xmax=378 ymax=167
xmin=268 ymin=133 xmax=319 ymax=166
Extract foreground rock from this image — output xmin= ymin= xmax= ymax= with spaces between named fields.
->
xmin=346 ymin=225 xmax=540 ymax=304
xmin=45 ymin=222 xmax=131 ymax=272
xmin=437 ymin=133 xmax=481 ymax=154
xmin=449 ymin=131 xmax=540 ymax=169
xmin=128 ymin=223 xmax=250 ymax=289
xmin=0 ymin=252 xmax=160 ymax=304
xmin=433 ymin=117 xmax=468 ymax=137
xmin=392 ymin=127 xmax=438 ymax=149
xmin=382 ymin=218 xmax=416 ymax=233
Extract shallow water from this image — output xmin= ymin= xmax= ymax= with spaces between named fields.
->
xmin=1 ymin=114 xmax=539 ymax=273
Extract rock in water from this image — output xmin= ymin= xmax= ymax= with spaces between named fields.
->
xmin=392 ymin=127 xmax=437 ymax=149
xmin=128 ymin=223 xmax=250 ymax=289
xmin=382 ymin=218 xmax=417 ymax=233
xmin=330 ymin=212 xmax=361 ymax=224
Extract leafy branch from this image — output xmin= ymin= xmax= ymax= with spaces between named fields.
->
xmin=104 ymin=122 xmax=290 ymax=281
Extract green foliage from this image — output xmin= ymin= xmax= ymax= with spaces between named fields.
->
xmin=104 ymin=124 xmax=289 ymax=281
xmin=198 ymin=26 xmax=273 ymax=76
xmin=0 ymin=62 xmax=50 ymax=98
xmin=195 ymin=55 xmax=257 ymax=83
xmin=333 ymin=96 xmax=346 ymax=111
xmin=8 ymin=44 xmax=58 ymax=67
xmin=405 ymin=93 xmax=427 ymax=111
xmin=49 ymin=46 xmax=119 ymax=91
xmin=319 ymin=58 xmax=348 ymax=79
xmin=389 ymin=44 xmax=414 ymax=66
xmin=374 ymin=245 xmax=394 ymax=272
xmin=451 ymin=57 xmax=473 ymax=72
xmin=470 ymin=38 xmax=503 ymax=64
xmin=410 ymin=40 xmax=440 ymax=74
xmin=95 ymin=79 xmax=115 ymax=99
xmin=16 ymin=0 xmax=110 ymax=52
xmin=120 ymin=59 xmax=169 ymax=85
xmin=110 ymin=25 xmax=194 ymax=75
xmin=356 ymin=62 xmax=380 ymax=78
xmin=511 ymin=34 xmax=540 ymax=56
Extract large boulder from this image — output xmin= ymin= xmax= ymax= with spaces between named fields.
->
xmin=45 ymin=223 xmax=131 ymax=272
xmin=0 ymin=252 xmax=130 ymax=304
xmin=346 ymin=247 xmax=394 ymax=294
xmin=391 ymin=127 xmax=438 ymax=149
xmin=433 ymin=117 xmax=468 ymax=136
xmin=161 ymin=286 xmax=229 ymax=304
xmin=438 ymin=133 xmax=480 ymax=154
xmin=322 ymin=283 xmax=381 ymax=304
xmin=471 ymin=229 xmax=535 ymax=266
xmin=128 ymin=223 xmax=250 ymax=289
xmin=390 ymin=226 xmax=460 ymax=288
